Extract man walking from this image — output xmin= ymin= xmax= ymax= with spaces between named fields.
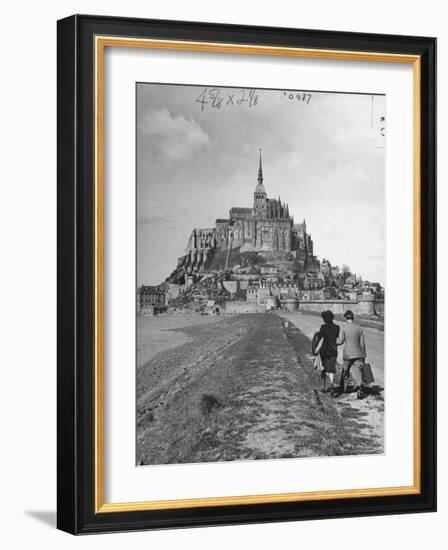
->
xmin=337 ymin=310 xmax=367 ymax=399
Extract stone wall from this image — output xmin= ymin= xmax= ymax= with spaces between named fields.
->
xmin=141 ymin=305 xmax=168 ymax=316
xmin=167 ymin=284 xmax=181 ymax=301
xmin=298 ymin=297 xmax=380 ymax=316
xmin=229 ymin=273 xmax=260 ymax=281
xmin=225 ymin=297 xmax=382 ymax=316
xmin=281 ymin=297 xmax=299 ymax=312
xmin=225 ymin=301 xmax=266 ymax=314
xmin=222 ymin=280 xmax=238 ymax=295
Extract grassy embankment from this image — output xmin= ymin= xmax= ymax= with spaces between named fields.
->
xmin=137 ymin=313 xmax=383 ymax=465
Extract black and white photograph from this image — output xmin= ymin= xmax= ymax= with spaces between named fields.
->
xmin=0 ymin=0 xmax=440 ymax=542
xmin=136 ymin=83 xmax=386 ymax=466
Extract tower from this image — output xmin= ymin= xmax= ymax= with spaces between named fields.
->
xmin=253 ymin=149 xmax=267 ymax=217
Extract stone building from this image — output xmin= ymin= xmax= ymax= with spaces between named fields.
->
xmin=138 ymin=285 xmax=167 ymax=315
xmin=178 ymin=152 xmax=318 ymax=275
xmin=303 ymin=271 xmax=325 ymax=290
xmin=247 ymin=281 xmax=300 ymax=309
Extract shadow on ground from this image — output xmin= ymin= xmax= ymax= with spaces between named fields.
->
xmin=25 ymin=510 xmax=56 ymax=528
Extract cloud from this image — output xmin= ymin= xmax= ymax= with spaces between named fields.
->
xmin=138 ymin=107 xmax=209 ymax=162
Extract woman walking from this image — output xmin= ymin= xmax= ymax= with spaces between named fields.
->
xmin=315 ymin=310 xmax=340 ymax=396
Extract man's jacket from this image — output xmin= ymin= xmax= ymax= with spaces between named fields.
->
xmin=337 ymin=322 xmax=366 ymax=360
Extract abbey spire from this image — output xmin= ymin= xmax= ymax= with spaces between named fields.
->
xmin=254 ymin=149 xmax=267 ymax=195
xmin=254 ymin=149 xmax=267 ymax=216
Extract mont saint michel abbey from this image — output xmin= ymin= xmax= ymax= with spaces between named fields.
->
xmin=182 ymin=151 xmax=319 ymax=273
xmin=138 ymin=152 xmax=384 ymax=317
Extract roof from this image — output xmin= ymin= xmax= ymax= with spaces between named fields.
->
xmin=230 ymin=207 xmax=252 ymax=213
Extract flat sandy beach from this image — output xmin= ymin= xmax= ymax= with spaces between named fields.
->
xmin=137 ymin=313 xmax=224 ymax=368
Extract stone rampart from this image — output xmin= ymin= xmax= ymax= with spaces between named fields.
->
xmin=225 ymin=301 xmax=266 ymax=314
xmin=298 ymin=297 xmax=380 ymax=316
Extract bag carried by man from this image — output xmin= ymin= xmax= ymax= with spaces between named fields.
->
xmin=361 ymin=363 xmax=375 ymax=385
xmin=337 ymin=363 xmax=374 ymax=392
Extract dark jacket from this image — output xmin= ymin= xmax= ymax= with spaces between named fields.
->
xmin=318 ymin=323 xmax=340 ymax=358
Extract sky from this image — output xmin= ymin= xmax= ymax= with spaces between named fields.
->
xmin=137 ymin=83 xmax=385 ymax=286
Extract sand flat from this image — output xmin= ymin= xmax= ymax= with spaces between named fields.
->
xmin=137 ymin=313 xmax=224 ymax=367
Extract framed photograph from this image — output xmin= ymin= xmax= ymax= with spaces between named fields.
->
xmin=57 ymin=15 xmax=436 ymax=534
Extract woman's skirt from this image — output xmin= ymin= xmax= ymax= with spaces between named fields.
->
xmin=321 ymin=355 xmax=337 ymax=373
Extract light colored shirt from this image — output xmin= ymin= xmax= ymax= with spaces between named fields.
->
xmin=337 ymin=322 xmax=366 ymax=360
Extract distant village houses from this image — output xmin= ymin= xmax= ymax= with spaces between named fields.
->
xmin=137 ymin=285 xmax=168 ymax=315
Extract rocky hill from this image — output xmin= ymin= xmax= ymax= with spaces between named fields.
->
xmin=166 ymin=246 xmax=301 ymax=286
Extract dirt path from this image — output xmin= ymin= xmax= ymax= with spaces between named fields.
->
xmin=277 ymin=311 xmax=384 ymax=387
xmin=277 ymin=311 xmax=384 ymax=453
xmin=137 ymin=313 xmax=384 ymax=465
